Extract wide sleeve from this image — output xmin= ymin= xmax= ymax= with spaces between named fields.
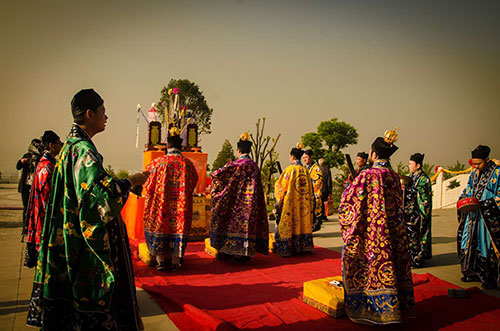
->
xmin=415 ymin=175 xmax=432 ymax=217
xmin=311 ymin=165 xmax=323 ymax=194
xmin=338 ymin=172 xmax=367 ymax=241
xmin=274 ymin=168 xmax=291 ymax=209
xmin=186 ymin=159 xmax=199 ymax=194
xmin=72 ymin=145 xmax=128 ymax=250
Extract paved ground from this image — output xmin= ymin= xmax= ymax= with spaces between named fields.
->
xmin=1 ymin=183 xmax=499 ymax=330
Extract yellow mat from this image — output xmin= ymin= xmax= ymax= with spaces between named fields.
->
xmin=303 ymin=276 xmax=345 ymax=318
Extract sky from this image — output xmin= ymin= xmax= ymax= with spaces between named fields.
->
xmin=1 ymin=0 xmax=499 ymax=177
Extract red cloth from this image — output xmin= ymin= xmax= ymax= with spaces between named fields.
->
xmin=26 ymin=153 xmax=54 ymax=248
xmin=131 ymin=242 xmax=500 ymax=330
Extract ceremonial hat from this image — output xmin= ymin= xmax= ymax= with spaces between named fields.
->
xmin=290 ymin=142 xmax=304 ymax=159
xmin=371 ymin=128 xmax=399 ymax=159
xmin=357 ymin=152 xmax=368 ymax=160
xmin=167 ymin=126 xmax=183 ymax=149
xmin=304 ymin=150 xmax=313 ymax=157
xmin=71 ymin=89 xmax=104 ymax=118
xmin=410 ymin=153 xmax=424 ymax=165
xmin=42 ymin=130 xmax=60 ymax=146
xmin=237 ymin=132 xmax=252 ymax=153
xmin=471 ymin=145 xmax=490 ymax=159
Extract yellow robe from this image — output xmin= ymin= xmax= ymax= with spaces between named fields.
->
xmin=307 ymin=162 xmax=323 ymax=230
xmin=274 ymin=161 xmax=314 ymax=256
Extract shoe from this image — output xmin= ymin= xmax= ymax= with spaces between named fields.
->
xmin=171 ymin=263 xmax=181 ymax=272
xmin=482 ymin=282 xmax=496 ymax=290
xmin=234 ymin=256 xmax=251 ymax=263
xmin=461 ymin=275 xmax=480 ymax=283
xmin=156 ymin=262 xmax=167 ymax=271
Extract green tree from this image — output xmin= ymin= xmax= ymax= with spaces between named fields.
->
xmin=116 ymin=169 xmax=130 ymax=180
xmin=396 ymin=161 xmax=409 ymax=176
xmin=261 ymin=150 xmax=280 ymax=202
xmin=331 ymin=165 xmax=350 ymax=210
xmin=211 ymin=140 xmax=236 ymax=171
xmin=443 ymin=161 xmax=467 ymax=180
xmin=302 ymin=118 xmax=358 ymax=168
xmin=156 ymin=79 xmax=214 ymax=136
xmin=104 ymin=164 xmax=116 ymax=178
xmin=422 ymin=162 xmax=435 ymax=178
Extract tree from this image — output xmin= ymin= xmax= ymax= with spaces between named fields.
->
xmin=156 ymin=79 xmax=214 ymax=136
xmin=396 ymin=161 xmax=409 ymax=176
xmin=331 ymin=165 xmax=350 ymax=210
xmin=443 ymin=161 xmax=467 ymax=180
xmin=422 ymin=162 xmax=435 ymax=178
xmin=116 ymin=169 xmax=130 ymax=180
xmin=261 ymin=150 xmax=280 ymax=201
xmin=104 ymin=164 xmax=116 ymax=178
xmin=211 ymin=140 xmax=236 ymax=171
xmin=302 ymin=118 xmax=358 ymax=169
xmin=249 ymin=118 xmax=281 ymax=169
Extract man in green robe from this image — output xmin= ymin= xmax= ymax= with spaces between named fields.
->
xmin=404 ymin=153 xmax=433 ymax=267
xmin=27 ymin=89 xmax=149 ymax=330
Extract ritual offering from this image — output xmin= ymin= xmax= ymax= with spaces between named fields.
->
xmin=457 ymin=197 xmax=480 ymax=213
xmin=303 ymin=276 xmax=346 ymax=318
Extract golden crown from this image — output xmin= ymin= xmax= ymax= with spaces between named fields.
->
xmin=384 ymin=127 xmax=399 ymax=145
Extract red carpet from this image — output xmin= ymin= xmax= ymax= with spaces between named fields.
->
xmin=131 ymin=242 xmax=500 ymax=330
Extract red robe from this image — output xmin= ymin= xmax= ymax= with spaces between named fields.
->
xmin=143 ymin=150 xmax=198 ymax=258
xmin=26 ymin=152 xmax=55 ymax=249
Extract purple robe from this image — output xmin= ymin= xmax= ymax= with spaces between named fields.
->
xmin=210 ymin=156 xmax=269 ymax=256
xmin=339 ymin=160 xmax=415 ymax=325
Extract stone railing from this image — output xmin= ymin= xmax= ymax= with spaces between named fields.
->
xmin=432 ymin=171 xmax=469 ymax=209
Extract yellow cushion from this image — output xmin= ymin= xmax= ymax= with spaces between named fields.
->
xmin=138 ymin=242 xmax=155 ymax=266
xmin=204 ymin=238 xmax=218 ymax=258
xmin=303 ymin=276 xmax=345 ymax=318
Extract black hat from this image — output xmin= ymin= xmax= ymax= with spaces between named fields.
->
xmin=71 ymin=89 xmax=104 ymax=119
xmin=42 ymin=130 xmax=60 ymax=147
xmin=237 ymin=132 xmax=252 ymax=154
xmin=371 ymin=137 xmax=398 ymax=159
xmin=290 ymin=142 xmax=304 ymax=159
xmin=471 ymin=145 xmax=490 ymax=159
xmin=357 ymin=152 xmax=368 ymax=160
xmin=410 ymin=153 xmax=424 ymax=165
xmin=304 ymin=150 xmax=313 ymax=157
xmin=167 ymin=127 xmax=183 ymax=149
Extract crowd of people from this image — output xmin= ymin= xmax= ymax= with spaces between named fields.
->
xmin=16 ymin=88 xmax=499 ymax=329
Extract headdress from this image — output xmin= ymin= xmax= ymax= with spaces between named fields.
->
xmin=471 ymin=145 xmax=490 ymax=159
xmin=71 ymin=89 xmax=104 ymax=118
xmin=290 ymin=142 xmax=304 ymax=159
xmin=357 ymin=152 xmax=368 ymax=160
xmin=371 ymin=127 xmax=399 ymax=159
xmin=237 ymin=132 xmax=252 ymax=153
xmin=410 ymin=153 xmax=424 ymax=165
xmin=167 ymin=125 xmax=183 ymax=148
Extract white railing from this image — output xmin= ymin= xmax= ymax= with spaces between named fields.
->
xmin=432 ymin=171 xmax=470 ymax=209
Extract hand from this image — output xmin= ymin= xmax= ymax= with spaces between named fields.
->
xmin=21 ymin=158 xmax=30 ymax=164
xmin=128 ymin=171 xmax=150 ymax=187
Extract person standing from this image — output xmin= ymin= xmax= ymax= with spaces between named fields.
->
xmin=24 ymin=130 xmax=62 ymax=268
xmin=318 ymin=158 xmax=332 ymax=221
xmin=210 ymin=133 xmax=269 ymax=262
xmin=274 ymin=143 xmax=314 ymax=257
xmin=16 ymin=138 xmax=42 ymax=235
xmin=339 ymin=130 xmax=415 ymax=325
xmin=457 ymin=145 xmax=500 ymax=289
xmin=302 ymin=150 xmax=323 ymax=232
xmin=27 ymin=89 xmax=149 ymax=330
xmin=404 ymin=153 xmax=432 ymax=267
xmin=143 ymin=127 xmax=198 ymax=272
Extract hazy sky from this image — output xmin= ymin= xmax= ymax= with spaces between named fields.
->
xmin=1 ymin=0 xmax=499 ymax=176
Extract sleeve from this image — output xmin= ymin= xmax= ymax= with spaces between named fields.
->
xmin=187 ymin=160 xmax=199 ymax=193
xmin=73 ymin=145 xmax=128 ymax=250
xmin=274 ymin=169 xmax=291 ymax=209
xmin=311 ymin=166 xmax=323 ymax=194
xmin=416 ymin=176 xmax=432 ymax=216
xmin=338 ymin=172 xmax=367 ymax=240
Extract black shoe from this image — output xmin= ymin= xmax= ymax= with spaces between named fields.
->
xmin=461 ymin=275 xmax=480 ymax=283
xmin=156 ymin=262 xmax=167 ymax=271
xmin=234 ymin=256 xmax=251 ymax=263
xmin=482 ymin=282 xmax=495 ymax=290
xmin=171 ymin=263 xmax=181 ymax=272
